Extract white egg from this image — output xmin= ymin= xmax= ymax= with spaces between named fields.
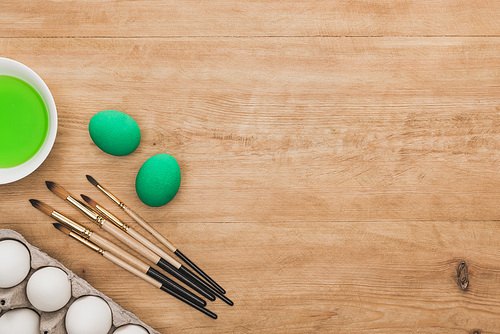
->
xmin=0 ymin=239 xmax=31 ymax=288
xmin=0 ymin=308 xmax=40 ymax=334
xmin=113 ymin=324 xmax=150 ymax=334
xmin=26 ymin=266 xmax=72 ymax=312
xmin=65 ymin=295 xmax=112 ymax=334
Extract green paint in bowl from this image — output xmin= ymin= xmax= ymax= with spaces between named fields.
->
xmin=0 ymin=75 xmax=48 ymax=168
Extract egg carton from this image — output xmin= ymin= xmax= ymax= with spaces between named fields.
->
xmin=0 ymin=229 xmax=160 ymax=334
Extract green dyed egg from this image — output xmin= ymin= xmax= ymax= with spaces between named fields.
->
xmin=89 ymin=110 xmax=141 ymax=156
xmin=136 ymin=154 xmax=181 ymax=207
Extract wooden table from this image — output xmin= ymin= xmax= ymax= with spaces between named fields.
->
xmin=1 ymin=1 xmax=499 ymax=333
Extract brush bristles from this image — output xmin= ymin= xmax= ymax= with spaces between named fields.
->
xmin=45 ymin=181 xmax=71 ymax=200
xmin=29 ymin=199 xmax=54 ymax=216
xmin=80 ymin=194 xmax=97 ymax=208
xmin=53 ymin=223 xmax=72 ymax=235
xmin=86 ymin=175 xmax=99 ymax=187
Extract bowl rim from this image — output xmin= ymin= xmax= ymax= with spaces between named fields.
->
xmin=0 ymin=57 xmax=58 ymax=185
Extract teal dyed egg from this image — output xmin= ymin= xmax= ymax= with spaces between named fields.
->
xmin=89 ymin=110 xmax=141 ymax=156
xmin=136 ymin=154 xmax=181 ymax=207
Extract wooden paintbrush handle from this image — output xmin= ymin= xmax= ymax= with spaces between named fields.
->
xmin=127 ymin=227 xmax=182 ymax=268
xmin=103 ymin=251 xmax=162 ymax=289
xmin=104 ymin=252 xmax=217 ymax=319
xmin=90 ymin=232 xmax=151 ymax=273
xmin=122 ymin=206 xmax=177 ymax=252
xmin=88 ymin=232 xmax=208 ymax=307
xmin=101 ymin=221 xmax=211 ymax=299
xmin=101 ymin=220 xmax=161 ymax=264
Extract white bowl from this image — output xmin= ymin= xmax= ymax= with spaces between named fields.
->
xmin=0 ymin=58 xmax=57 ymax=184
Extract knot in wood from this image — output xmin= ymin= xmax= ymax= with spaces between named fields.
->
xmin=457 ymin=261 xmax=469 ymax=291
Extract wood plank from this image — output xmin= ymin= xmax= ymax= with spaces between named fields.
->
xmin=0 ymin=37 xmax=498 ymax=223
xmin=0 ymin=221 xmax=498 ymax=333
xmin=0 ymin=1 xmax=499 ymax=37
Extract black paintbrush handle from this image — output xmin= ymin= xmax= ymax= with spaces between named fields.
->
xmin=160 ymin=284 xmax=217 ymax=319
xmin=157 ymin=258 xmax=216 ymax=301
xmin=174 ymin=249 xmax=226 ymax=295
xmin=147 ymin=267 xmax=206 ymax=307
xmin=178 ymin=265 xmax=234 ymax=306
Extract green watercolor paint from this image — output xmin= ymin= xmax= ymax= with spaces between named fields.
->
xmin=0 ymin=75 xmax=48 ymax=168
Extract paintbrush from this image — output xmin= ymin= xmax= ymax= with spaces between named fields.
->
xmin=45 ymin=181 xmax=233 ymax=305
xmin=79 ymin=193 xmax=235 ymax=304
xmin=51 ymin=223 xmax=217 ymax=319
xmin=78 ymin=193 xmax=233 ymax=306
xmin=29 ymin=199 xmax=207 ymax=309
xmin=86 ymin=174 xmax=226 ymax=295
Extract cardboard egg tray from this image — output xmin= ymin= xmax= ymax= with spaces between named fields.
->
xmin=0 ymin=229 xmax=160 ymax=334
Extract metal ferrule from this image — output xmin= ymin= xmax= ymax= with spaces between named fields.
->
xmin=67 ymin=196 xmax=100 ymax=222
xmin=95 ymin=205 xmax=129 ymax=231
xmin=95 ymin=216 xmax=105 ymax=227
xmin=69 ymin=232 xmax=104 ymax=255
xmin=97 ymin=184 xmax=122 ymax=206
xmin=51 ymin=211 xmax=93 ymax=239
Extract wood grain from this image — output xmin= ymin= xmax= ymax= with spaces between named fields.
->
xmin=1 ymin=0 xmax=499 ymax=37
xmin=0 ymin=37 xmax=498 ymax=223
xmin=1 ymin=220 xmax=499 ymax=333
xmin=1 ymin=1 xmax=499 ymax=333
